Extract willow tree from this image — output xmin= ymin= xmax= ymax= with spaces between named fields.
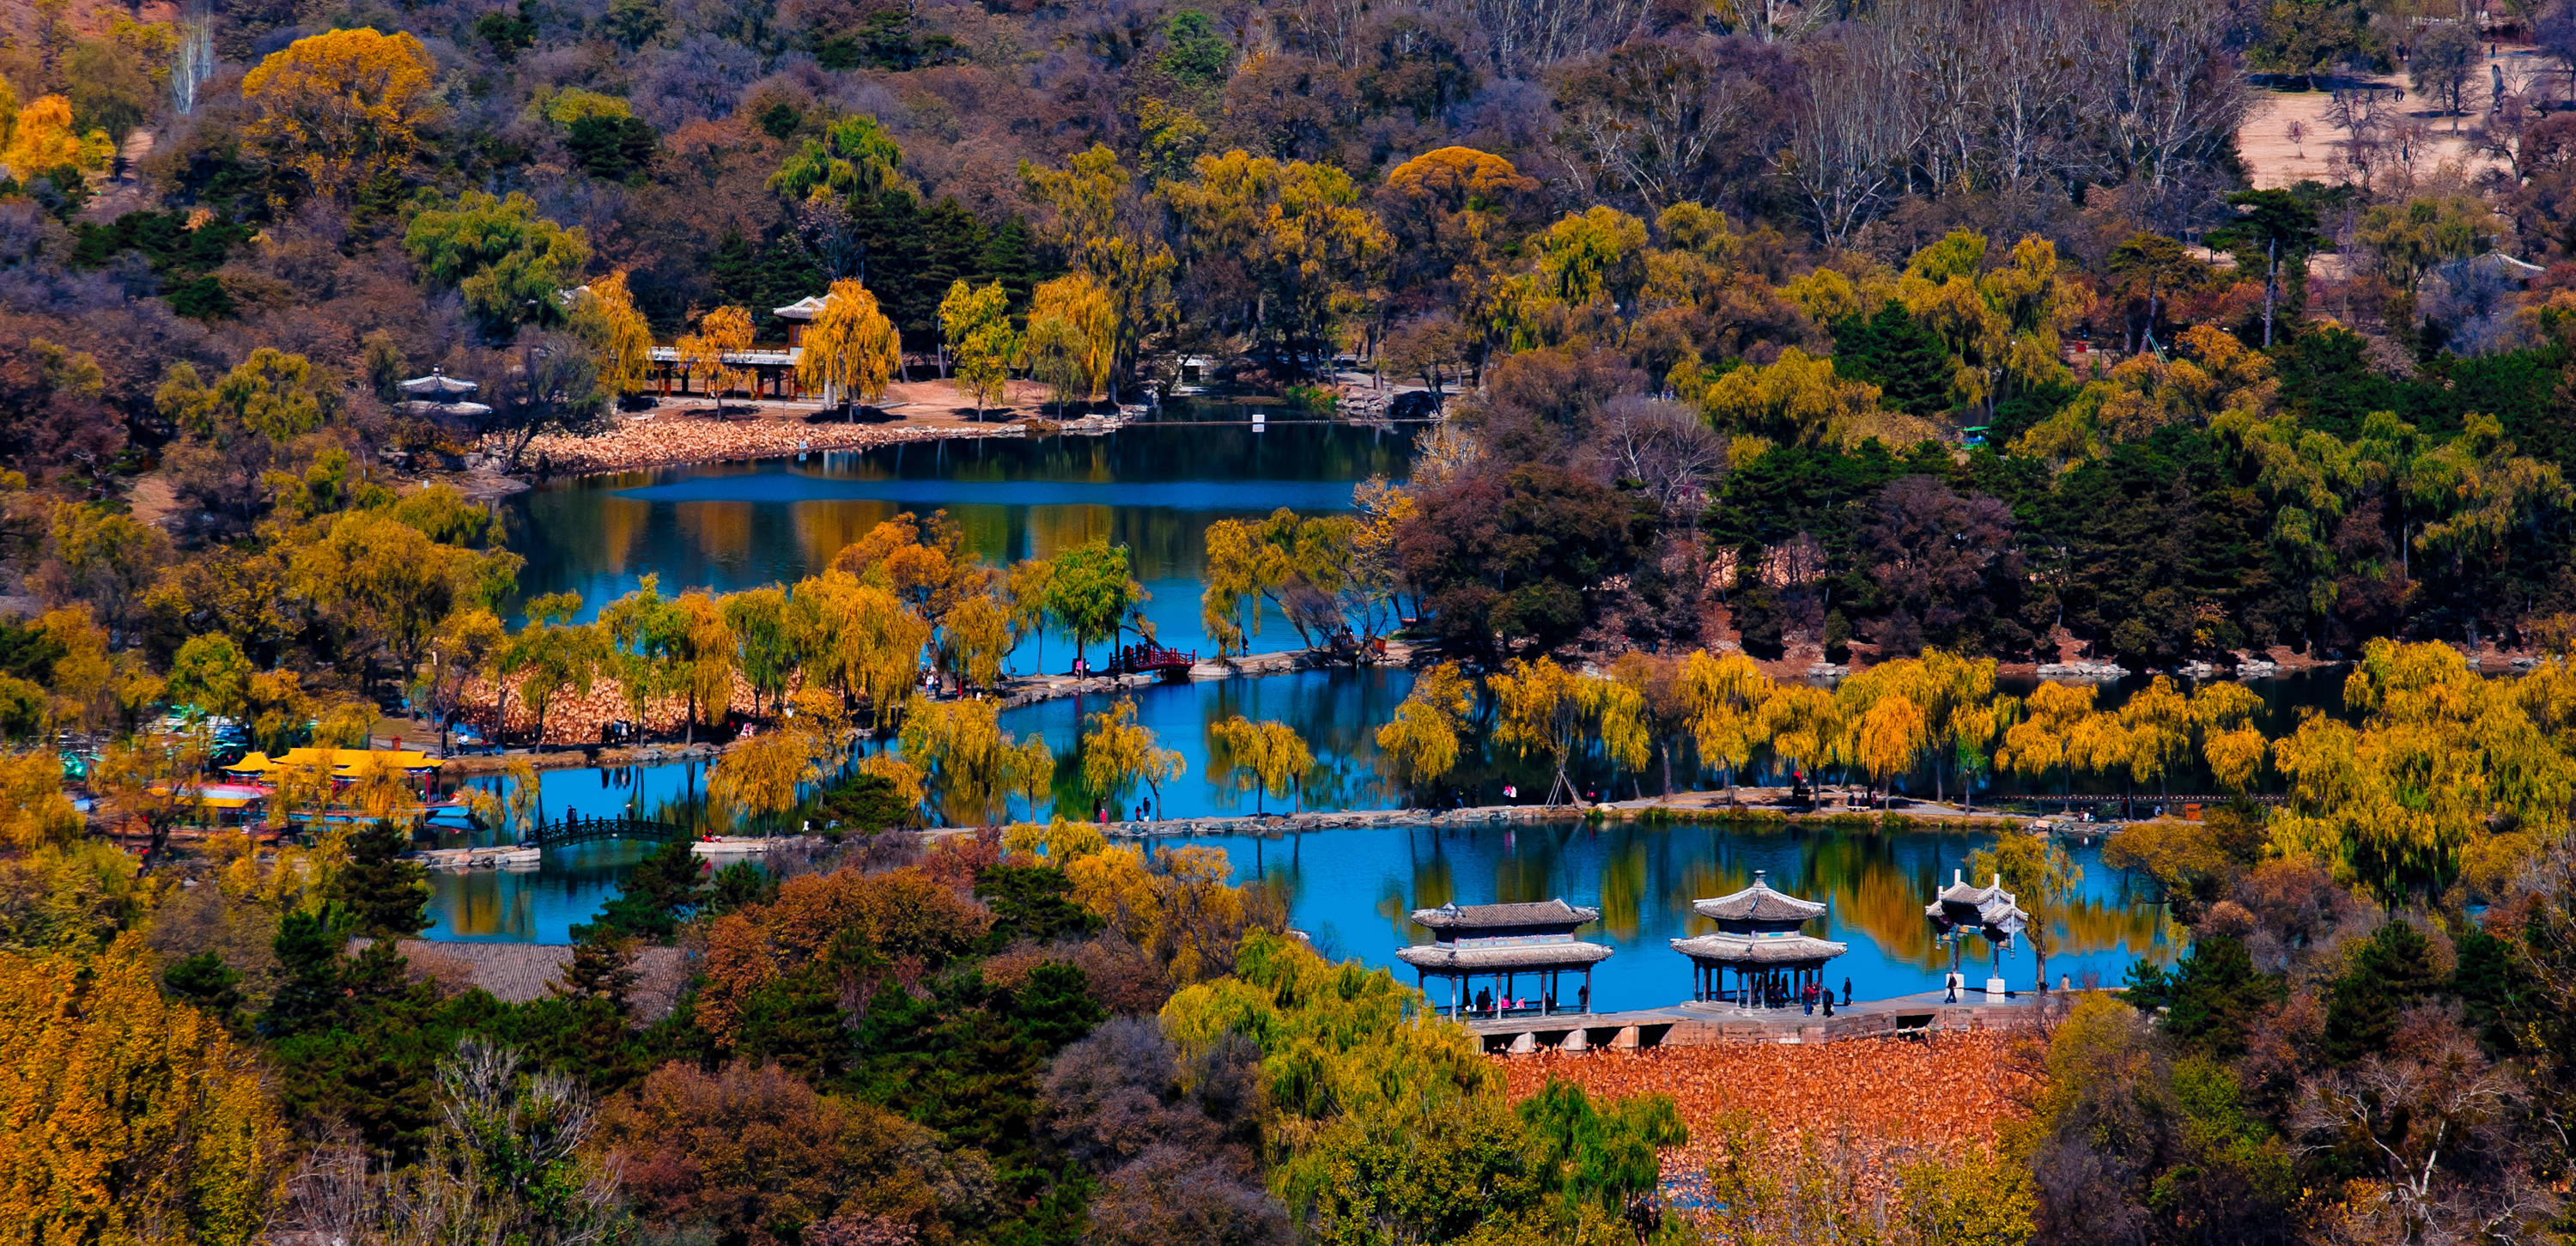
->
xmin=1211 ymin=715 xmax=1313 ymax=814
xmin=797 ymin=277 xmax=902 ymax=410
xmin=1376 ymin=662 xmax=1473 ymax=801
xmin=1492 ymin=657 xmax=1646 ymax=806
xmin=1998 ymin=680 xmax=2096 ymax=804
xmin=2190 ymin=681 xmax=2267 ymax=793
xmin=675 ymin=306 xmax=754 ymax=416
xmin=1681 ymin=650 xmax=1771 ymax=805
xmin=901 ymin=695 xmax=1051 ymax=826
xmin=710 ymin=728 xmax=822 ymax=830
xmin=787 ymin=570 xmax=927 ymax=727
xmin=570 ymin=270 xmax=655 ymax=401
xmin=1080 ymin=698 xmax=1184 ymax=817
xmin=2118 ymin=675 xmax=2192 ymax=801
xmin=1025 ymin=272 xmax=1117 ymax=409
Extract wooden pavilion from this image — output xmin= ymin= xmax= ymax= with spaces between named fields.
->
xmin=1672 ymin=869 xmax=1849 ymax=1011
xmin=1395 ymin=899 xmax=1613 ymax=1019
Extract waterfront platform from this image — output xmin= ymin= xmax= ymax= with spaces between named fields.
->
xmin=1455 ymin=988 xmax=2079 ymax=1053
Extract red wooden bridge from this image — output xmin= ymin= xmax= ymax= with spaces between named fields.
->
xmin=1112 ymin=642 xmax=1200 ymax=679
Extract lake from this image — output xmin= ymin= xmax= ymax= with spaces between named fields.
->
xmin=501 ymin=419 xmax=1417 ymax=672
xmin=425 ymin=808 xmax=2174 ymax=1012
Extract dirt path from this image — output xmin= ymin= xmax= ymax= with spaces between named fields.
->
xmin=2238 ymin=52 xmax=2530 ymax=190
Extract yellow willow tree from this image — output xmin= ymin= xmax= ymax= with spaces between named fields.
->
xmin=1492 ymin=657 xmax=1647 ymax=806
xmin=1081 ymin=697 xmax=1185 ymax=817
xmin=787 ymin=570 xmax=928 ymax=727
xmin=2118 ymin=675 xmax=2193 ymax=802
xmin=797 ymin=277 xmax=902 ymax=410
xmin=1854 ymin=693 xmax=1929 ymax=808
xmin=2273 ymin=638 xmax=2576 ymax=901
xmin=675 ymin=590 xmax=736 ymax=743
xmin=1681 ymin=650 xmax=1771 ymax=805
xmin=569 ymin=270 xmax=655 ymax=401
xmin=900 ymin=694 xmax=1052 ymax=826
xmin=1756 ymin=684 xmax=1838 ymax=792
xmin=1998 ymin=680 xmax=2096 ymax=805
xmin=1025 ymin=272 xmax=1117 ymax=409
xmin=709 ymin=727 xmax=825 ymax=830
xmin=1376 ymin=661 xmax=1472 ymax=801
xmin=2190 ymin=681 xmax=2268 ymax=793
xmin=1210 ymin=715 xmax=1314 ymax=814
xmin=1913 ymin=649 xmax=1999 ymax=804
xmin=675 ymin=306 xmax=755 ymax=416
xmin=937 ymin=593 xmax=1012 ymax=693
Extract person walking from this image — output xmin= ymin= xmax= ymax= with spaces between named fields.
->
xmin=1843 ymin=976 xmax=1852 ymax=1006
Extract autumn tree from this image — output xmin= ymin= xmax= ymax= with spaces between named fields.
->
xmin=1376 ymin=662 xmax=1473 ymax=800
xmin=1210 ymin=715 xmax=1313 ymax=814
xmin=769 ymin=112 xmax=914 ymax=278
xmin=1968 ymin=832 xmax=2081 ymax=994
xmin=1081 ymin=698 xmax=1185 ymax=817
xmin=899 ymin=694 xmax=1054 ymax=826
xmin=0 ymin=936 xmax=286 ymax=1243
xmin=1025 ymin=273 xmax=1118 ymax=409
xmin=676 ymin=306 xmax=756 ymax=417
xmin=1021 ymin=144 xmax=1176 ymax=394
xmin=568 ymin=270 xmax=657 ymax=403
xmin=240 ymin=29 xmax=438 ymax=203
xmin=796 ymin=277 xmax=902 ymax=410
xmin=1681 ymin=650 xmax=1771 ymax=804
xmin=1492 ymin=656 xmax=1647 ymax=805
xmin=939 ymin=279 xmax=1018 ymax=411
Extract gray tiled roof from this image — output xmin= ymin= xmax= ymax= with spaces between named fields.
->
xmin=1670 ymin=931 xmax=1850 ymax=965
xmin=1692 ymin=870 xmax=1826 ymax=923
xmin=1409 ymin=899 xmax=1600 ymax=930
xmin=1394 ymin=940 xmax=1616 ymax=971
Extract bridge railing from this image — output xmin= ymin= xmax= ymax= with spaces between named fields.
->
xmin=525 ymin=815 xmax=689 ymax=848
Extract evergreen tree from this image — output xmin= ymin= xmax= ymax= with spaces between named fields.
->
xmin=974 ymin=863 xmax=1104 ymax=950
xmin=982 ymin=216 xmax=1047 ymax=310
xmin=2323 ymin=920 xmax=2445 ymax=1064
xmin=2162 ymin=934 xmax=2280 ymax=1058
xmin=259 ymin=906 xmax=347 ymax=1039
xmin=333 ymin=818 xmax=432 ymax=938
xmin=577 ymin=839 xmax=704 ymax=941
xmin=2451 ymin=928 xmax=2526 ymax=1057
xmin=162 ymin=951 xmax=245 ymax=1029
xmin=1832 ymin=301 xmax=1953 ymax=420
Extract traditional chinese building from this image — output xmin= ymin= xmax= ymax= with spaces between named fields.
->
xmin=1394 ymin=899 xmax=1613 ymax=1019
xmin=1671 ymin=869 xmax=1848 ymax=1010
xmin=1925 ymin=868 xmax=2030 ymax=999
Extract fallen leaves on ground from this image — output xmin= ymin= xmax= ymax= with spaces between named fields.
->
xmin=1500 ymin=1034 xmax=2043 ymax=1205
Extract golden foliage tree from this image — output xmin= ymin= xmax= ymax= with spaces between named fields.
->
xmin=569 ymin=270 xmax=656 ymax=400
xmin=1209 ymin=714 xmax=1312 ymax=814
xmin=1079 ymin=697 xmax=1183 ymax=816
xmin=1492 ymin=656 xmax=1648 ymax=805
xmin=939 ymin=279 xmax=1018 ymax=411
xmin=240 ymin=28 xmax=437 ymax=202
xmin=0 ymin=936 xmax=288 ymax=1243
xmin=675 ymin=306 xmax=755 ymax=416
xmin=1682 ymin=650 xmax=1772 ymax=803
xmin=1376 ymin=662 xmax=1473 ymax=797
xmin=1024 ymin=273 xmax=1118 ymax=408
xmin=797 ymin=277 xmax=902 ymax=409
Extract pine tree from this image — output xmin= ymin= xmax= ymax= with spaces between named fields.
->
xmin=2323 ymin=921 xmax=2444 ymax=1064
xmin=2162 ymin=935 xmax=2280 ymax=1058
xmin=333 ymin=818 xmax=431 ymax=938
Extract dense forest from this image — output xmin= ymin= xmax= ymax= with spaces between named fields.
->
xmin=10 ymin=0 xmax=2576 ymax=1244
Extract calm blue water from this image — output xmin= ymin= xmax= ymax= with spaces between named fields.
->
xmin=501 ymin=422 xmax=1416 ymax=672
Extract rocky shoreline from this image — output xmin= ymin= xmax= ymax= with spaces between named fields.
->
xmin=492 ymin=410 xmax=1030 ymax=477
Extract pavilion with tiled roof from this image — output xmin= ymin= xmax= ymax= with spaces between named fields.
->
xmin=1395 ymin=899 xmax=1612 ymax=1019
xmin=1671 ymin=870 xmax=1848 ymax=1010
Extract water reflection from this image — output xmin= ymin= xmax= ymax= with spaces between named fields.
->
xmin=1172 ymin=820 xmax=2178 ymax=1012
xmin=501 ymin=424 xmax=1417 ymax=671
